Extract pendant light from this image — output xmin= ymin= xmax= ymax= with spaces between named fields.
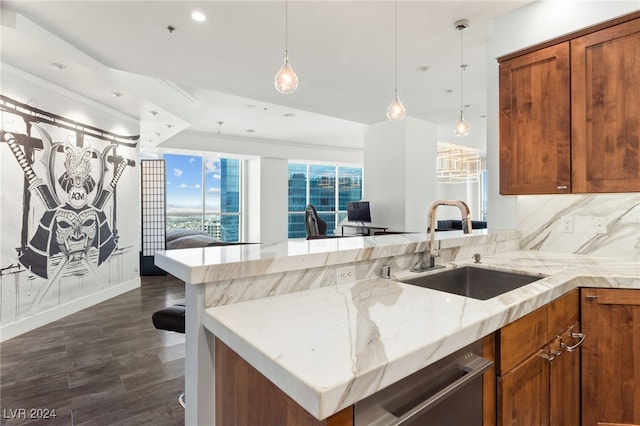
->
xmin=274 ymin=0 xmax=298 ymax=94
xmin=386 ymin=0 xmax=405 ymax=121
xmin=454 ymin=19 xmax=470 ymax=137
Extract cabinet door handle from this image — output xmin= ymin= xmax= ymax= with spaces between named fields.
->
xmin=561 ymin=332 xmax=585 ymax=352
xmin=538 ymin=352 xmax=555 ymax=362
xmin=557 ymin=185 xmax=568 ymax=190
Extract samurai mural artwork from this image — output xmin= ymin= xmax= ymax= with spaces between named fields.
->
xmin=0 ymin=94 xmax=138 ymax=307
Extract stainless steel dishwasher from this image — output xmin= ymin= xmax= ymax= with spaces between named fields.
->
xmin=354 ymin=339 xmax=492 ymax=426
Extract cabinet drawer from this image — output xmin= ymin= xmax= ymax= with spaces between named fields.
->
xmin=547 ymin=288 xmax=579 ymax=338
xmin=498 ymin=307 xmax=548 ymax=374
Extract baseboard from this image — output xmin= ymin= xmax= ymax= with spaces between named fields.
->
xmin=0 ymin=278 xmax=141 ymax=342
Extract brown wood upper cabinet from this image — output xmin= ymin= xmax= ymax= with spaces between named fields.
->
xmin=499 ymin=14 xmax=640 ymax=195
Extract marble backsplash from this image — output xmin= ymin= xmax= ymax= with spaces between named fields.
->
xmin=204 ymin=232 xmax=521 ymax=307
xmin=517 ymin=194 xmax=640 ymax=260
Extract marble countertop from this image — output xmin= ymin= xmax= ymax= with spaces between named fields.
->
xmin=154 ymin=229 xmax=515 ymax=284
xmin=204 ymin=250 xmax=640 ymax=420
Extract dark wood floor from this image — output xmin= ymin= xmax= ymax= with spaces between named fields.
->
xmin=1 ymin=275 xmax=186 ymax=426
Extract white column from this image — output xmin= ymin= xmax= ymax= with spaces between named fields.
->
xmin=363 ymin=117 xmax=438 ymax=233
xmin=246 ymin=157 xmax=288 ymax=244
xmin=184 ymin=283 xmax=215 ymax=426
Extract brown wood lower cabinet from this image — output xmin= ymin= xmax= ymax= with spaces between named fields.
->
xmin=216 ymin=335 xmax=498 ymax=426
xmin=582 ymin=288 xmax=640 ymax=426
xmin=496 ymin=289 xmax=581 ymax=426
xmin=215 ymin=338 xmax=352 ymax=426
xmin=498 ymin=349 xmax=550 ymax=425
xmin=497 ymin=325 xmax=581 ymax=426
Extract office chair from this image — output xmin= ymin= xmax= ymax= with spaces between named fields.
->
xmin=304 ymin=205 xmax=328 ymax=239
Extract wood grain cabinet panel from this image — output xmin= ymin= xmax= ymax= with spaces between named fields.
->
xmin=215 ymin=339 xmax=353 ymax=426
xmin=498 ymin=350 xmax=550 ymax=426
xmin=549 ymin=327 xmax=581 ymax=426
xmin=547 ymin=288 xmax=580 ymax=338
xmin=571 ymin=18 xmax=640 ymax=193
xmin=499 ymin=43 xmax=571 ymax=195
xmin=495 ymin=289 xmax=581 ymax=426
xmin=499 ymin=13 xmax=640 ymax=195
xmin=582 ymin=288 xmax=640 ymax=426
xmin=497 ymin=305 xmax=548 ymax=375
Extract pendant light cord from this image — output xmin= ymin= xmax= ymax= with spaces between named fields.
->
xmin=459 ymin=29 xmax=464 ymax=113
xmin=285 ymin=0 xmax=289 ymax=54
xmin=394 ymin=0 xmax=398 ymax=95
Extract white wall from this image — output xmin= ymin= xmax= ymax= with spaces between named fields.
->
xmin=364 ymin=117 xmax=437 ymax=233
xmin=246 ymin=157 xmax=288 ymax=244
xmin=0 ymin=67 xmax=140 ymax=341
xmin=405 ymin=118 xmax=439 ymax=232
xmin=363 ymin=120 xmax=406 ymax=231
xmin=436 ymin=182 xmax=480 ymax=222
xmin=487 ymin=1 xmax=640 ymax=230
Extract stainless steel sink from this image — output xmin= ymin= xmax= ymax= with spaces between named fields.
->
xmin=398 ymin=266 xmax=542 ymax=300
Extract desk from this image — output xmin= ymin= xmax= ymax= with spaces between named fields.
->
xmin=340 ymin=224 xmax=388 ymax=236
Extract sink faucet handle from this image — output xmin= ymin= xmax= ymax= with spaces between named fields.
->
xmin=472 ymin=253 xmax=481 ymax=263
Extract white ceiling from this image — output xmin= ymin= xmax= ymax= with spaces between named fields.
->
xmin=1 ymin=0 xmax=535 ymax=153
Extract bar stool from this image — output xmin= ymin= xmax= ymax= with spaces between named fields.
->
xmin=152 ymin=303 xmax=186 ymax=408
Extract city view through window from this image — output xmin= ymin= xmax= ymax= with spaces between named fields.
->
xmin=288 ymin=163 xmax=363 ymax=238
xmin=165 ymin=154 xmax=241 ymax=241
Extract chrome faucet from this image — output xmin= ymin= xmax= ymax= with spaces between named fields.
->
xmin=411 ymin=199 xmax=473 ymax=272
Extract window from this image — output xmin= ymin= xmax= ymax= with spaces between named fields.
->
xmin=288 ymin=163 xmax=363 ymax=238
xmin=165 ymin=153 xmax=242 ymax=242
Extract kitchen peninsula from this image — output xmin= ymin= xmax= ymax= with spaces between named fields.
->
xmin=154 ymin=231 xmax=640 ymax=425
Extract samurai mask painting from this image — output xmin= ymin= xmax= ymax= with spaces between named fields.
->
xmin=1 ymin=94 xmax=138 ymax=285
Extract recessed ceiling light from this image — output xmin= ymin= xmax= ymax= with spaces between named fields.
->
xmin=165 ymin=124 xmax=173 ymax=129
xmin=191 ymin=11 xmax=206 ymax=22
xmin=49 ymin=63 xmax=66 ymax=71
xmin=154 ymin=132 xmax=161 ymax=137
xmin=148 ymin=110 xmax=159 ymax=116
xmin=245 ymin=129 xmax=256 ymax=133
xmin=283 ymin=113 xmax=296 ymax=118
xmin=445 ymin=89 xmax=453 ymax=93
xmin=464 ymin=104 xmax=471 ymax=108
xmin=480 ymin=115 xmax=487 ymax=118
xmin=416 ymin=65 xmax=431 ymax=72
xmin=111 ymin=92 xmax=124 ymax=98
xmin=244 ymin=104 xmax=256 ymax=109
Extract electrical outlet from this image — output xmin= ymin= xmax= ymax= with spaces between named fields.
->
xmin=336 ymin=266 xmax=356 ymax=284
xmin=561 ymin=216 xmax=574 ymax=233
xmin=592 ymin=216 xmax=607 ymax=234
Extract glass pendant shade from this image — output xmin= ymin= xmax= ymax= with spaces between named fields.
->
xmin=387 ymin=92 xmax=406 ymax=121
xmin=274 ymin=52 xmax=298 ymax=94
xmin=455 ymin=112 xmax=470 ymax=137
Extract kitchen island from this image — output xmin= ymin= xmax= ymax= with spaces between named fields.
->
xmin=154 ymin=231 xmax=640 ymax=425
